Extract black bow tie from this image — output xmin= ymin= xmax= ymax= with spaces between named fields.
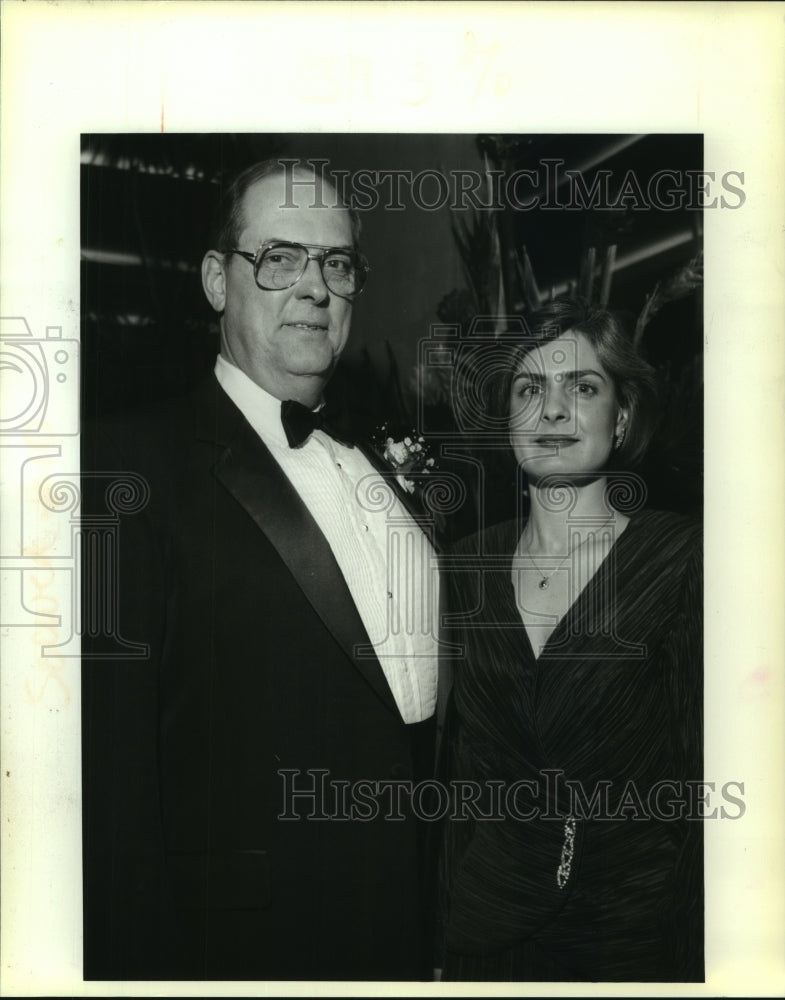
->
xmin=280 ymin=399 xmax=354 ymax=449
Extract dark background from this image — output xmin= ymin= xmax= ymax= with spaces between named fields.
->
xmin=81 ymin=133 xmax=703 ymax=530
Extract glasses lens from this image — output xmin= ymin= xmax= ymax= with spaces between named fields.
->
xmin=257 ymin=243 xmax=309 ymax=289
xmin=321 ymin=250 xmax=365 ymax=297
xmin=255 ymin=242 xmax=368 ymax=298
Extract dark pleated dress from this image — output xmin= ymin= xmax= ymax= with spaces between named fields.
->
xmin=440 ymin=509 xmax=703 ymax=982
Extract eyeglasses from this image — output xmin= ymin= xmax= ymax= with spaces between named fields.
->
xmin=226 ymin=241 xmax=370 ymax=300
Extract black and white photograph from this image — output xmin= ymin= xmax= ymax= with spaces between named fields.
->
xmin=1 ymin=3 xmax=783 ymax=997
xmin=79 ymin=133 xmax=705 ymax=983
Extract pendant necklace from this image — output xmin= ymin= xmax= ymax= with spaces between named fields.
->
xmin=524 ymin=513 xmax=616 ymax=591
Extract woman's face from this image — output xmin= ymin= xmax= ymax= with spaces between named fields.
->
xmin=508 ymin=330 xmax=627 ymax=483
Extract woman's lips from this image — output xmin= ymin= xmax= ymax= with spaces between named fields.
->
xmin=533 ymin=436 xmax=578 ymax=445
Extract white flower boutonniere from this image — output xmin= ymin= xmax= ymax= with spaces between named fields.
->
xmin=374 ymin=423 xmax=436 ymax=495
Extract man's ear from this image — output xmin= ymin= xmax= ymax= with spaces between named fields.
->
xmin=202 ymin=250 xmax=227 ymax=312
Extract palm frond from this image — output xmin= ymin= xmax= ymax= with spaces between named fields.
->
xmin=634 ymin=253 xmax=703 ymax=348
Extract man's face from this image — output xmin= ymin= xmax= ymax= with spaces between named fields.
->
xmin=207 ymin=171 xmax=354 ymax=402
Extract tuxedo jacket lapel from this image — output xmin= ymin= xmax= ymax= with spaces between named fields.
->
xmin=194 ymin=377 xmax=402 ymax=719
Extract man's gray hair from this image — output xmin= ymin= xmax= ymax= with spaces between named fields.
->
xmin=211 ymin=158 xmax=362 ymax=253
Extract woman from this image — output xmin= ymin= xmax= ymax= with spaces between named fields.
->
xmin=439 ymin=298 xmax=702 ymax=982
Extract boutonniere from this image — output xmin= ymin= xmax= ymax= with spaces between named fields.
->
xmin=372 ymin=423 xmax=436 ymax=495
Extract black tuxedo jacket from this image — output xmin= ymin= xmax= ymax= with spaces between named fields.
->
xmin=81 ymin=375 xmax=437 ymax=981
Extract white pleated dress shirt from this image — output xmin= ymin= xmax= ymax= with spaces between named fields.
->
xmin=215 ymin=355 xmax=438 ymax=724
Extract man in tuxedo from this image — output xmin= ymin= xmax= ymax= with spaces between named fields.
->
xmin=81 ymin=159 xmax=440 ymax=981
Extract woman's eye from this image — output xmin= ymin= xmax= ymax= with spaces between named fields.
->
xmin=517 ymin=383 xmax=542 ymax=396
xmin=574 ymin=382 xmax=598 ymax=396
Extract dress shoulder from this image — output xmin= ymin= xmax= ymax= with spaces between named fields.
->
xmin=621 ymin=508 xmax=702 ymax=579
xmin=450 ymin=509 xmax=700 ymax=561
xmin=627 ymin=507 xmax=700 ymax=543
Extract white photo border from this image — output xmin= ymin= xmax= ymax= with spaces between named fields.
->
xmin=1 ymin=2 xmax=783 ymax=996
